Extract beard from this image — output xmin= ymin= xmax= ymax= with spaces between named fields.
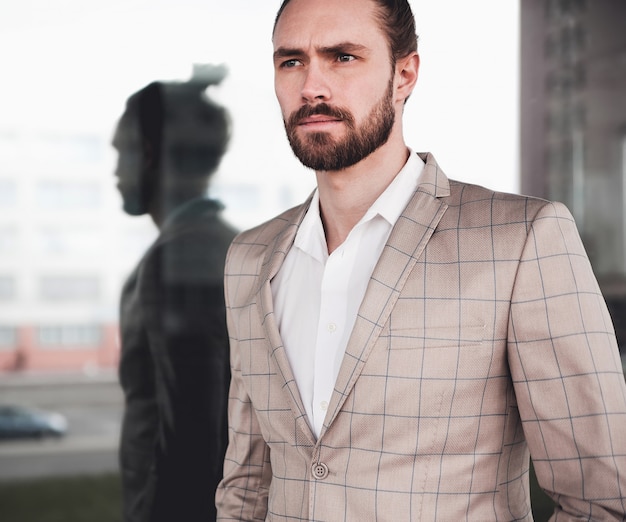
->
xmin=120 ymin=187 xmax=148 ymax=216
xmin=116 ymin=167 xmax=154 ymax=217
xmin=284 ymin=78 xmax=395 ymax=171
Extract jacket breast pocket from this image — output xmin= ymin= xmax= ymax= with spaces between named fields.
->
xmin=387 ymin=324 xmax=486 ymax=350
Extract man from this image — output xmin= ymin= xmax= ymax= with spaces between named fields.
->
xmin=216 ymin=0 xmax=626 ymax=520
xmin=113 ymin=65 xmax=238 ymax=522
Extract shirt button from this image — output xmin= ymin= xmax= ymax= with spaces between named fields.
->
xmin=312 ymin=462 xmax=329 ymax=480
xmin=320 ymin=401 xmax=328 ymax=411
xmin=328 ymin=323 xmax=337 ymax=333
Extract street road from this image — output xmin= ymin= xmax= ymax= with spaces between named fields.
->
xmin=0 ymin=371 xmax=123 ymax=481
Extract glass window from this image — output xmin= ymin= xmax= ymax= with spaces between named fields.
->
xmin=0 ymin=226 xmax=17 ymax=254
xmin=37 ymin=226 xmax=102 ymax=256
xmin=0 ymin=131 xmax=104 ymax=166
xmin=39 ymin=275 xmax=100 ymax=301
xmin=0 ymin=179 xmax=17 ymax=206
xmin=36 ymin=181 xmax=101 ymax=209
xmin=0 ymin=276 xmax=15 ymax=300
xmin=38 ymin=324 xmax=101 ymax=348
xmin=0 ymin=326 xmax=16 ymax=348
xmin=36 ymin=133 xmax=104 ymax=165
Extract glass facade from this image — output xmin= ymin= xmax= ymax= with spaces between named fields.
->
xmin=521 ymin=0 xmax=626 ymax=350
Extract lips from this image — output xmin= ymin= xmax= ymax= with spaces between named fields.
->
xmin=289 ymin=102 xmax=352 ymax=127
xmin=298 ymin=114 xmax=342 ymax=126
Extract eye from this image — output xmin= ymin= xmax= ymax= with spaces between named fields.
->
xmin=280 ymin=59 xmax=303 ymax=68
xmin=337 ymin=54 xmax=356 ymax=63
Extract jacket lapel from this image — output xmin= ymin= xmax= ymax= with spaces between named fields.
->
xmin=321 ymin=153 xmax=450 ymax=436
xmin=256 ymin=196 xmax=317 ymax=442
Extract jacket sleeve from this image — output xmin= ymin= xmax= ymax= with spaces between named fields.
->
xmin=216 ymin=244 xmax=273 ymax=521
xmin=508 ymin=201 xmax=626 ymax=520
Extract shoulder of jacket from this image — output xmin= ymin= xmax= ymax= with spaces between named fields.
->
xmin=448 ymin=179 xmax=555 ymax=209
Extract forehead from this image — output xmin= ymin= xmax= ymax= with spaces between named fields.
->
xmin=273 ymin=0 xmax=385 ymax=51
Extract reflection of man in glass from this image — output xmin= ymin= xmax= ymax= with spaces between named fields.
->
xmin=112 ymin=65 xmax=237 ymax=522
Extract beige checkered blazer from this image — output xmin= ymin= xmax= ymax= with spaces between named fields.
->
xmin=216 ymin=153 xmax=626 ymax=521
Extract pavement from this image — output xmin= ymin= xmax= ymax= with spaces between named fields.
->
xmin=0 ymin=368 xmax=118 ymax=389
xmin=0 ymin=368 xmax=123 ymax=481
xmin=0 ymin=435 xmax=117 ymax=458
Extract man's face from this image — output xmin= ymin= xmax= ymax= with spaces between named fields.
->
xmin=273 ymin=0 xmax=397 ymax=171
xmin=111 ymin=113 xmax=149 ymax=216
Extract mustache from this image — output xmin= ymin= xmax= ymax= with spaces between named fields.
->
xmin=287 ymin=103 xmax=354 ymax=128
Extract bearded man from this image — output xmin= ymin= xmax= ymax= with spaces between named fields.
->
xmin=216 ymin=0 xmax=626 ymax=520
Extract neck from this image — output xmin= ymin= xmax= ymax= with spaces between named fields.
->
xmin=148 ymin=191 xmax=205 ymax=229
xmin=148 ymin=203 xmax=166 ymax=229
xmin=315 ymin=130 xmax=409 ymax=254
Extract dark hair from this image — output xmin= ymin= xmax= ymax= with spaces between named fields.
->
xmin=273 ymin=0 xmax=418 ymax=63
xmin=124 ymin=67 xmax=231 ymax=178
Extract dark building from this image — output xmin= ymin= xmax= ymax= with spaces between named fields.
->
xmin=520 ymin=0 xmax=626 ymax=350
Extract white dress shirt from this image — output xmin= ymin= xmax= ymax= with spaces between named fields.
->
xmin=271 ymin=150 xmax=425 ymax=437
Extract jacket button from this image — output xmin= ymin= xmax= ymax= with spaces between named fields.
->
xmin=312 ymin=462 xmax=329 ymax=480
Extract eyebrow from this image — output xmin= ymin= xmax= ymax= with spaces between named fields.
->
xmin=273 ymin=42 xmax=369 ymax=62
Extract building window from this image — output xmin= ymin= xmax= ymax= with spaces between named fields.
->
xmin=0 ymin=276 xmax=15 ymax=300
xmin=36 ymin=133 xmax=104 ymax=165
xmin=38 ymin=324 xmax=101 ymax=348
xmin=0 ymin=131 xmax=104 ymax=165
xmin=39 ymin=275 xmax=100 ymax=301
xmin=0 ymin=226 xmax=17 ymax=254
xmin=0 ymin=326 xmax=16 ymax=348
xmin=0 ymin=325 xmax=17 ymax=350
xmin=37 ymin=226 xmax=102 ymax=256
xmin=0 ymin=179 xmax=17 ymax=206
xmin=36 ymin=181 xmax=101 ymax=209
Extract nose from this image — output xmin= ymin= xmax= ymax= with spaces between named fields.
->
xmin=300 ymin=61 xmax=330 ymax=103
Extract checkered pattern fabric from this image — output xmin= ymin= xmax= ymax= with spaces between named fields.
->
xmin=216 ymin=153 xmax=626 ymax=521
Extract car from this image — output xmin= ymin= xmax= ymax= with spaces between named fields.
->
xmin=0 ymin=404 xmax=68 ymax=440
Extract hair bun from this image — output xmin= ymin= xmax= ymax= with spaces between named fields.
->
xmin=190 ymin=63 xmax=228 ymax=89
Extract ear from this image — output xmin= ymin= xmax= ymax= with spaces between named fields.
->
xmin=395 ymin=52 xmax=420 ymax=103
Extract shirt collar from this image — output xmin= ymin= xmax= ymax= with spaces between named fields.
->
xmin=294 ymin=189 xmax=327 ymax=263
xmin=160 ymin=196 xmax=223 ymax=229
xmin=362 ymin=148 xmax=425 ymax=226
xmin=294 ymin=149 xmax=425 ymax=261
